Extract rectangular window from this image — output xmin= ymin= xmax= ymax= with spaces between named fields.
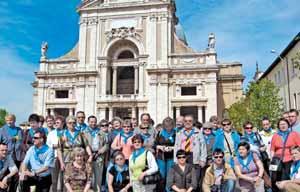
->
xmin=181 ymin=87 xmax=197 ymax=96
xmin=55 ymin=90 xmax=69 ymax=99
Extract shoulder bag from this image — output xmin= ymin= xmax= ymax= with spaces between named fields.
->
xmin=142 ymin=150 xmax=161 ymax=185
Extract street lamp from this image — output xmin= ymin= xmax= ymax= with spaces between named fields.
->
xmin=270 ymin=49 xmax=291 ymax=109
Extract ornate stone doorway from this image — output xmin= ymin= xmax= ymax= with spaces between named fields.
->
xmin=114 ymin=107 xmax=132 ymax=119
xmin=117 ymin=66 xmax=134 ymax=94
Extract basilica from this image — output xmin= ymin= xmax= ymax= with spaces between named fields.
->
xmin=32 ymin=0 xmax=244 ymax=124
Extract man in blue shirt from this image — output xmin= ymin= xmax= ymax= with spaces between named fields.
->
xmin=19 ymin=130 xmax=54 ymax=192
xmin=75 ymin=111 xmax=88 ymax=132
xmin=289 ymin=109 xmax=300 ymax=134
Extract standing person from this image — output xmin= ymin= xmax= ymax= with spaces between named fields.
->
xmin=209 ymin=115 xmax=221 ymax=135
xmin=0 ymin=142 xmax=18 ymax=192
xmin=241 ymin=121 xmax=264 ymax=154
xmin=109 ymin=118 xmax=123 ymax=145
xmin=108 ymin=152 xmax=132 ymax=192
xmin=85 ymin=115 xmax=109 ymax=191
xmin=138 ymin=124 xmax=156 ymax=153
xmin=111 ymin=119 xmax=134 ymax=163
xmin=282 ymin=111 xmax=290 ymax=121
xmin=135 ymin=113 xmax=156 ymax=136
xmin=259 ymin=117 xmax=276 ymax=158
xmin=155 ymin=117 xmax=176 ymax=191
xmin=174 ymin=115 xmax=207 ymax=190
xmin=202 ymin=148 xmax=236 ymax=192
xmin=234 ymin=142 xmax=265 ymax=192
xmin=45 ymin=115 xmax=55 ymax=133
xmin=129 ymin=134 xmax=158 ymax=192
xmin=166 ymin=150 xmax=197 ymax=192
xmin=75 ymin=111 xmax=88 ymax=132
xmin=57 ymin=116 xmax=92 ymax=191
xmin=213 ymin=119 xmax=240 ymax=167
xmin=175 ymin=116 xmax=184 ymax=133
xmin=276 ymin=146 xmax=300 ymax=191
xmin=24 ymin=114 xmax=48 ymax=150
xmin=19 ymin=130 xmax=55 ymax=192
xmin=46 ymin=115 xmax=65 ymax=192
xmin=38 ymin=116 xmax=49 ymax=136
xmin=270 ymin=118 xmax=300 ymax=191
xmin=131 ymin=117 xmax=138 ymax=130
xmin=289 ymin=109 xmax=300 ymax=133
xmin=64 ymin=147 xmax=92 ymax=192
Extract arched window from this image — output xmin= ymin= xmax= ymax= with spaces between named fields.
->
xmin=117 ymin=50 xmax=134 ymax=59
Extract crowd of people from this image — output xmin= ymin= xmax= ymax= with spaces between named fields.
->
xmin=0 ymin=109 xmax=299 ymax=192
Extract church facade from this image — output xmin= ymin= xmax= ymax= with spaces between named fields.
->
xmin=32 ymin=0 xmax=244 ymax=123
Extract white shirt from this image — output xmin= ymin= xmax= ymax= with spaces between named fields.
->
xmin=259 ymin=129 xmax=276 ymax=157
xmin=46 ymin=129 xmax=61 ymax=157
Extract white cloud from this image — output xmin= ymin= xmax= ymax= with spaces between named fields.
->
xmin=0 ymin=46 xmax=37 ymax=124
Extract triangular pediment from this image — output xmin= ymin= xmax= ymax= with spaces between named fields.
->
xmin=78 ymin=0 xmax=103 ymax=10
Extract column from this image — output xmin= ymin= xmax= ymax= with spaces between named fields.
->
xmin=112 ymin=66 xmax=117 ymax=95
xmin=198 ymin=106 xmax=203 ymax=123
xmin=100 ymin=63 xmax=107 ymax=96
xmin=138 ymin=63 xmax=144 ymax=96
xmin=109 ymin=107 xmax=113 ymax=120
xmin=138 ymin=107 xmax=144 ymax=121
xmin=132 ymin=107 xmax=136 ymax=118
xmin=134 ymin=66 xmax=138 ymax=94
xmin=50 ymin=108 xmax=55 ymax=116
xmin=175 ymin=107 xmax=180 ymax=117
xmin=69 ymin=108 xmax=73 ymax=116
xmin=202 ymin=106 xmax=206 ymax=123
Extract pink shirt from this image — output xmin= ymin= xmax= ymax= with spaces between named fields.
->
xmin=271 ymin=131 xmax=300 ymax=162
xmin=111 ymin=134 xmax=134 ymax=160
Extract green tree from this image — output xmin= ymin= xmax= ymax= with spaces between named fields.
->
xmin=0 ymin=108 xmax=8 ymax=127
xmin=228 ymin=79 xmax=283 ymax=132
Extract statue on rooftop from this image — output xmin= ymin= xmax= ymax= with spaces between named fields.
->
xmin=208 ymin=33 xmax=216 ymax=50
xmin=41 ymin=41 xmax=48 ymax=59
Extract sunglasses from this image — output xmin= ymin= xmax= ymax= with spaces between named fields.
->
xmin=123 ymin=126 xmax=131 ymax=128
xmin=101 ymin=124 xmax=109 ymax=127
xmin=33 ymin=137 xmax=41 ymax=140
xmin=245 ymin=126 xmax=253 ymax=130
xmin=177 ymin=156 xmax=186 ymax=159
xmin=214 ymin=155 xmax=224 ymax=159
xmin=203 ymin=128 xmax=212 ymax=130
xmin=222 ymin=123 xmax=231 ymax=126
xmin=140 ymin=127 xmax=148 ymax=129
xmin=67 ymin=122 xmax=76 ymax=124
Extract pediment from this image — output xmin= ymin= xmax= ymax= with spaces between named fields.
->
xmin=78 ymin=0 xmax=104 ymax=10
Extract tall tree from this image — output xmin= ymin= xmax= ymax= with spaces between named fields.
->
xmin=0 ymin=109 xmax=8 ymax=127
xmin=228 ymin=79 xmax=283 ymax=132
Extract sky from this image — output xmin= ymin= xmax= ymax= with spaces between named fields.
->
xmin=0 ymin=0 xmax=299 ymax=123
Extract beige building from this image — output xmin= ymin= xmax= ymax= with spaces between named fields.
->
xmin=260 ymin=32 xmax=300 ymax=111
xmin=32 ymin=0 xmax=243 ymax=123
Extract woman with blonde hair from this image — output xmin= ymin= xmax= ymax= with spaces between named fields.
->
xmin=64 ymin=147 xmax=92 ymax=192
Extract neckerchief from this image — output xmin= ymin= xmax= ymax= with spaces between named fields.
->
xmin=113 ymin=129 xmax=122 ymax=136
xmin=183 ymin=128 xmax=195 ymax=139
xmin=76 ymin=123 xmax=87 ymax=132
xmin=237 ymin=152 xmax=253 ymax=173
xmin=277 ymin=130 xmax=290 ymax=143
xmin=132 ymin=147 xmax=145 ymax=163
xmin=141 ymin=132 xmax=151 ymax=143
xmin=29 ymin=128 xmax=44 ymax=138
xmin=244 ymin=132 xmax=256 ymax=144
xmin=56 ymin=129 xmax=64 ymax=138
xmin=88 ymin=127 xmax=100 ymax=138
xmin=34 ymin=144 xmax=49 ymax=164
xmin=65 ymin=129 xmax=80 ymax=144
xmin=120 ymin=131 xmax=133 ymax=144
xmin=114 ymin=164 xmax=128 ymax=183
xmin=204 ymin=133 xmax=214 ymax=145
xmin=160 ymin=128 xmax=175 ymax=143
xmin=7 ymin=125 xmax=18 ymax=137
xmin=290 ymin=160 xmax=300 ymax=179
xmin=263 ymin=127 xmax=273 ymax=136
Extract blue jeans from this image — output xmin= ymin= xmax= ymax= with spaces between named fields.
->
xmin=157 ymin=159 xmax=174 ymax=179
xmin=221 ymin=179 xmax=235 ymax=192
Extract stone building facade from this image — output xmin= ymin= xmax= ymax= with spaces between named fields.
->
xmin=32 ymin=0 xmax=244 ymax=123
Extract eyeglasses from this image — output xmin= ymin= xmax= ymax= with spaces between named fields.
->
xmin=177 ymin=156 xmax=186 ymax=159
xmin=101 ymin=124 xmax=109 ymax=127
xmin=245 ymin=126 xmax=253 ymax=130
xmin=140 ymin=127 xmax=148 ymax=129
xmin=123 ymin=126 xmax=131 ymax=128
xmin=214 ymin=155 xmax=224 ymax=159
xmin=115 ymin=158 xmax=124 ymax=161
xmin=222 ymin=123 xmax=231 ymax=126
xmin=33 ymin=137 xmax=41 ymax=140
xmin=67 ymin=122 xmax=76 ymax=124
xmin=203 ymin=128 xmax=212 ymax=131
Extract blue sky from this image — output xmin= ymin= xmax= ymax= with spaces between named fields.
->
xmin=0 ymin=0 xmax=299 ymax=123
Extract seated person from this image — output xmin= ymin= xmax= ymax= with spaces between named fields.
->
xmin=276 ymin=146 xmax=300 ymax=192
xmin=0 ymin=142 xmax=18 ymax=192
xmin=202 ymin=148 xmax=236 ymax=192
xmin=19 ymin=130 xmax=54 ymax=192
xmin=166 ymin=149 xmax=197 ymax=192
